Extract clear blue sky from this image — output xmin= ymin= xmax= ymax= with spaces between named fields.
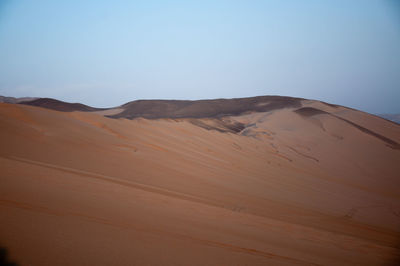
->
xmin=0 ymin=0 xmax=399 ymax=113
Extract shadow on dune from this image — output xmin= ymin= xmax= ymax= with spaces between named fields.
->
xmin=385 ymin=255 xmax=400 ymax=266
xmin=0 ymin=247 xmax=18 ymax=266
xmin=384 ymin=240 xmax=400 ymax=266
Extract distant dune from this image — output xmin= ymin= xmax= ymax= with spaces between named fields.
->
xmin=19 ymin=97 xmax=105 ymax=112
xmin=0 ymin=95 xmax=38 ymax=104
xmin=378 ymin=113 xmax=400 ymax=124
xmin=1 ymin=96 xmax=400 ymax=265
xmin=17 ymin=95 xmax=303 ymax=118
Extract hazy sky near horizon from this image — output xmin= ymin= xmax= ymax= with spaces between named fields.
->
xmin=0 ymin=0 xmax=399 ymax=113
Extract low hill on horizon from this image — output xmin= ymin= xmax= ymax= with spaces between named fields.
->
xmin=13 ymin=94 xmax=343 ymax=118
xmin=15 ymin=95 xmax=304 ymax=117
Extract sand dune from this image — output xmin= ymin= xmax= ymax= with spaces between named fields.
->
xmin=0 ymin=98 xmax=400 ymax=265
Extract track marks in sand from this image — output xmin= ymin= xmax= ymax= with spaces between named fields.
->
xmin=287 ymin=146 xmax=319 ymax=162
xmin=295 ymin=107 xmax=400 ymax=149
xmin=0 ymin=158 xmax=321 ymax=265
xmin=168 ymin=235 xmax=321 ymax=266
xmin=2 ymin=155 xmax=216 ymax=207
xmin=0 ymin=200 xmax=320 ymax=266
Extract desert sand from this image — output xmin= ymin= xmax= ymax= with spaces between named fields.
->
xmin=0 ymin=98 xmax=399 ymax=265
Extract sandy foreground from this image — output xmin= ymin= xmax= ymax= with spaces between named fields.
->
xmin=0 ymin=101 xmax=400 ymax=265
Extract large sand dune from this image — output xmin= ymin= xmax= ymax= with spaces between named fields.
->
xmin=1 ymin=97 xmax=400 ymax=265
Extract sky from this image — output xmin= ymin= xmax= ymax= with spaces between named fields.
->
xmin=0 ymin=0 xmax=399 ymax=113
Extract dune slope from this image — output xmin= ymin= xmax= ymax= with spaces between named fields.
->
xmin=0 ymin=99 xmax=400 ymax=265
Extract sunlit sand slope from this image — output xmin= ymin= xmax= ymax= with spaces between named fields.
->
xmin=0 ymin=101 xmax=399 ymax=265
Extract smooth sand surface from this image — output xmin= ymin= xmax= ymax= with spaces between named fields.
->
xmin=1 ymin=102 xmax=400 ymax=265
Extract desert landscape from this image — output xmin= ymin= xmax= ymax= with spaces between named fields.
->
xmin=0 ymin=96 xmax=399 ymax=265
xmin=1 ymin=0 xmax=400 ymax=265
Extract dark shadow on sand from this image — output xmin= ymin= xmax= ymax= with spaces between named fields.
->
xmin=0 ymin=246 xmax=18 ymax=266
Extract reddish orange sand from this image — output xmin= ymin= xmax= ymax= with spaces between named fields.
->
xmin=0 ymin=102 xmax=400 ymax=265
